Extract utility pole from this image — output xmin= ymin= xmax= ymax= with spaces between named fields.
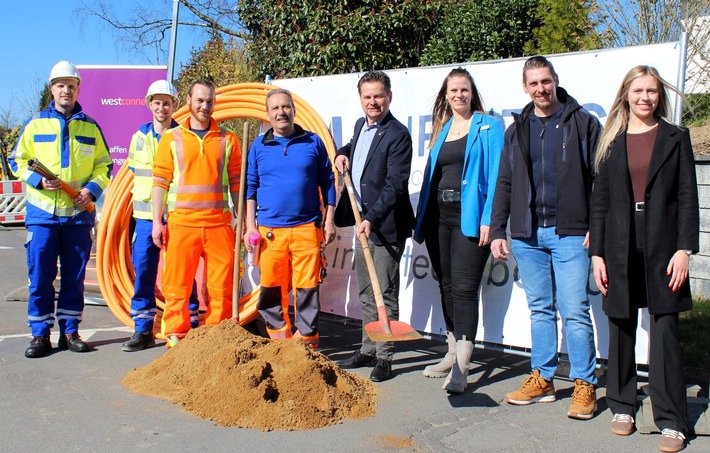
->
xmin=167 ymin=0 xmax=180 ymax=83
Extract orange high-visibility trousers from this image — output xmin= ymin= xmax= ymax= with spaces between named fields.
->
xmin=257 ymin=222 xmax=322 ymax=347
xmin=161 ymin=223 xmax=235 ymax=337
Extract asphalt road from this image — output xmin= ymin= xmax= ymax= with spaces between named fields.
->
xmin=0 ymin=224 xmax=708 ymax=452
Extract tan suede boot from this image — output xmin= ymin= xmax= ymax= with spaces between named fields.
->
xmin=444 ymin=337 xmax=474 ymax=394
xmin=423 ymin=331 xmax=456 ymax=378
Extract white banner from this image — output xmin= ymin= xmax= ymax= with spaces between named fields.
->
xmin=266 ymin=42 xmax=682 ymax=363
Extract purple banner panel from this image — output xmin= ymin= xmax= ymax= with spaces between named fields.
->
xmin=77 ymin=66 xmax=167 ymax=176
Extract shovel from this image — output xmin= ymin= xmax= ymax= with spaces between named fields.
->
xmin=232 ymin=122 xmax=250 ymax=321
xmin=341 ymin=168 xmax=421 ymax=342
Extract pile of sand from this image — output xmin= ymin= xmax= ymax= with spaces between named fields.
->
xmin=121 ymin=321 xmax=377 ymax=431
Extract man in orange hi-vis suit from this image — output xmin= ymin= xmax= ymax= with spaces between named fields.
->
xmin=151 ymin=79 xmax=241 ymax=347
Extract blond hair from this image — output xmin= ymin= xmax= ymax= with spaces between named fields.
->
xmin=595 ymin=66 xmax=681 ymax=172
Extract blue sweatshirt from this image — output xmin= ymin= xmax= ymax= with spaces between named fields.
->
xmin=246 ymin=124 xmax=335 ymax=227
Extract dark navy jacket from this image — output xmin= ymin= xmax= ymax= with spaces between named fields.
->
xmin=490 ymin=87 xmax=601 ymax=240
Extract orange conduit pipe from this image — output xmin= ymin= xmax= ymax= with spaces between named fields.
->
xmin=96 ymin=83 xmax=338 ymax=330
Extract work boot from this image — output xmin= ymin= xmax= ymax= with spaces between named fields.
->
xmin=567 ymin=379 xmax=597 ymax=420
xmin=121 ymin=331 xmax=155 ymax=352
xmin=504 ymin=369 xmax=556 ymax=405
xmin=25 ymin=336 xmax=52 ymax=358
xmin=444 ymin=337 xmax=474 ymax=394
xmin=58 ymin=333 xmax=90 ymax=352
xmin=423 ymin=331 xmax=456 ymax=378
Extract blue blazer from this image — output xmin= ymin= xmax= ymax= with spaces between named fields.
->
xmin=414 ymin=112 xmax=503 ymax=239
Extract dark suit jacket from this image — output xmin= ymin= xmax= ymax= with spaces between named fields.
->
xmin=589 ymin=119 xmax=699 ymax=317
xmin=334 ymin=110 xmax=415 ymax=246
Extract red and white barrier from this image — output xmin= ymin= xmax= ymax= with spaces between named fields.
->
xmin=0 ymin=181 xmax=26 ymax=225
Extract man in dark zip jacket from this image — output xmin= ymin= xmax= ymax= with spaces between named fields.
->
xmin=490 ymin=56 xmax=601 ymax=420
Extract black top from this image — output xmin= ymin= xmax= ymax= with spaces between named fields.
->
xmin=433 ymin=134 xmax=466 ymax=192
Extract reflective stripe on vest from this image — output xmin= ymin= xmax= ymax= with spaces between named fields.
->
xmin=18 ymin=115 xmax=110 ymax=218
xmin=130 ymin=130 xmax=159 ymax=220
xmin=168 ymin=128 xmax=231 ymax=212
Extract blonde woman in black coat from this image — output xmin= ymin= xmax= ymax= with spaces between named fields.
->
xmin=589 ymin=66 xmax=699 ymax=453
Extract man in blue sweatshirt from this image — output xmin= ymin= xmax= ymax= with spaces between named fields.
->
xmin=244 ymin=89 xmax=335 ymax=349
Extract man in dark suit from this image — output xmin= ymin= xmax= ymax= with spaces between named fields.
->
xmin=333 ymin=70 xmax=415 ymax=382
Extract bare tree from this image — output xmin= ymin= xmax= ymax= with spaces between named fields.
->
xmin=76 ymin=0 xmax=248 ymax=63
xmin=15 ymin=75 xmax=51 ymax=122
xmin=0 ymin=100 xmax=17 ymax=132
xmin=0 ymin=71 xmax=43 ymax=130
xmin=595 ymin=0 xmax=709 ymax=93
xmin=685 ymin=11 xmax=710 ymax=93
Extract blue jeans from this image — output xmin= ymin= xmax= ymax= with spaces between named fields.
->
xmin=511 ymin=227 xmax=597 ymax=385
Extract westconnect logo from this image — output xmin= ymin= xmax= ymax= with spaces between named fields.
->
xmin=100 ymin=97 xmax=146 ymax=106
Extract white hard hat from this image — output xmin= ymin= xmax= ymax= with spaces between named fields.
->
xmin=49 ymin=61 xmax=81 ymax=83
xmin=145 ymin=80 xmax=179 ymax=106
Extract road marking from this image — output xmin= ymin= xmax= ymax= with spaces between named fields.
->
xmin=0 ymin=326 xmax=132 ymax=341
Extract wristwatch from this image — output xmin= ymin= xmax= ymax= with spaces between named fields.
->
xmin=684 ymin=250 xmax=693 ymax=256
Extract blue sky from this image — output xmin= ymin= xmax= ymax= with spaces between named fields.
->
xmin=1 ymin=0 xmax=208 ymax=127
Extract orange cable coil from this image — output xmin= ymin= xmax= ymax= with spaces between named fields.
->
xmin=96 ymin=83 xmax=338 ymax=329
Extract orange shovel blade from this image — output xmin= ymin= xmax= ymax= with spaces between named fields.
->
xmin=365 ymin=320 xmax=422 ymax=342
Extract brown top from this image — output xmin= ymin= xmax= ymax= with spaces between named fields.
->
xmin=626 ymin=126 xmax=658 ymax=203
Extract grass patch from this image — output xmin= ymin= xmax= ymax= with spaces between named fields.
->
xmin=684 ymin=93 xmax=710 ymax=127
xmin=680 ymin=295 xmax=710 ymax=383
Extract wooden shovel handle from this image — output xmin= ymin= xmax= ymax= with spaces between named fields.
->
xmin=341 ymin=168 xmax=392 ymax=335
xmin=232 ymin=122 xmax=250 ymax=320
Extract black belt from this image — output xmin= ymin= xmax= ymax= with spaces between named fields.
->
xmin=635 ymin=202 xmax=645 ymax=212
xmin=437 ymin=189 xmax=461 ymax=202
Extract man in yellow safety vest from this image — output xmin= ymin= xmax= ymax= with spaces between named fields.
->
xmin=10 ymin=61 xmax=112 ymax=358
xmin=122 ymin=80 xmax=202 ymax=352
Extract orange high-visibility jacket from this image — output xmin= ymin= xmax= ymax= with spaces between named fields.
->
xmin=153 ymin=117 xmax=241 ymax=227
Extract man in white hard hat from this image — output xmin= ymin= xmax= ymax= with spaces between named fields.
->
xmin=122 ymin=80 xmax=203 ymax=351
xmin=10 ymin=61 xmax=112 ymax=358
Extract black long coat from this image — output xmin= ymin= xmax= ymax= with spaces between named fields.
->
xmin=589 ymin=119 xmax=699 ymax=318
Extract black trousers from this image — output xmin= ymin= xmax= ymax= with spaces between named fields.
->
xmin=423 ymin=200 xmax=490 ymax=341
xmin=606 ymin=211 xmax=689 ymax=434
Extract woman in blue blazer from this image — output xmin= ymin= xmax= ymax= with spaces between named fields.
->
xmin=414 ymin=67 xmax=503 ymax=393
